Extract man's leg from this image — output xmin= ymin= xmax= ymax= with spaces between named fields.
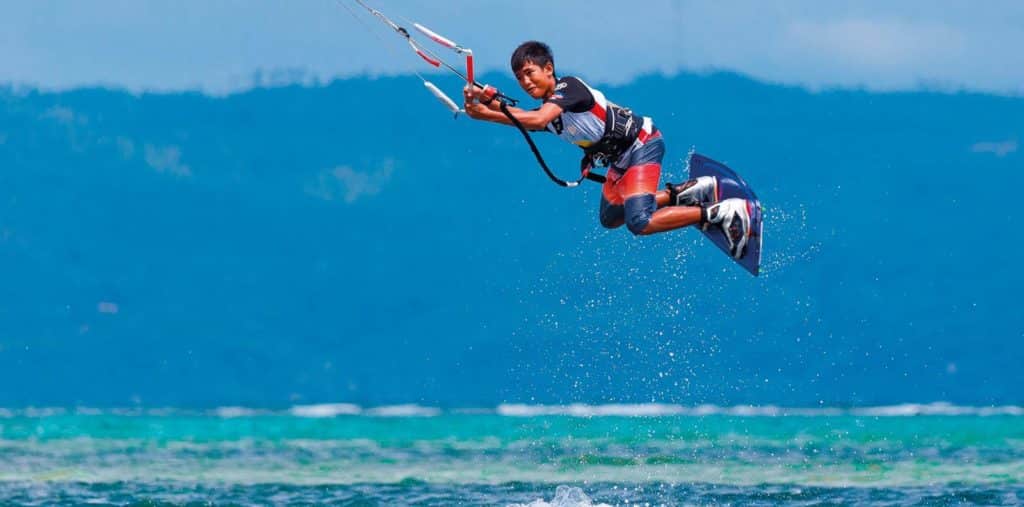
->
xmin=599 ymin=196 xmax=625 ymax=229
xmin=639 ymin=202 xmax=703 ymax=235
xmin=616 ymin=163 xmax=702 ymax=235
xmin=664 ymin=176 xmax=719 ymax=208
xmin=598 ymin=168 xmax=626 ymax=229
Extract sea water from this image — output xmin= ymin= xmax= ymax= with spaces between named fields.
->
xmin=1 ymin=403 xmax=1023 ymax=505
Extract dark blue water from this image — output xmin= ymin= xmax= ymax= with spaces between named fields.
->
xmin=0 ymin=73 xmax=1022 ymax=409
xmin=4 ymin=481 xmax=1023 ymax=506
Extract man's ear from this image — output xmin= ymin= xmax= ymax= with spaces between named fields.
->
xmin=544 ymin=61 xmax=555 ymax=77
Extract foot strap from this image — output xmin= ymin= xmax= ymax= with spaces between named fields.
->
xmin=664 ymin=182 xmax=677 ymax=205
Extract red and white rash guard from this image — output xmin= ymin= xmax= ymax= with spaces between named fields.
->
xmin=542 ymin=76 xmax=655 ymax=157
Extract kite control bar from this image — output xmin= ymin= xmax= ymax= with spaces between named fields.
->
xmin=411 ymin=22 xmax=523 ymax=111
xmin=411 ymin=22 xmax=475 ymax=84
xmin=345 ymin=0 xmax=603 ymax=187
xmin=404 ymin=22 xmax=600 ymax=187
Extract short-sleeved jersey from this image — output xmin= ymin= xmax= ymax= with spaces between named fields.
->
xmin=542 ymin=76 xmax=653 ymax=156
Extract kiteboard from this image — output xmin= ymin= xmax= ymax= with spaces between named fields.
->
xmin=687 ymin=153 xmax=763 ymax=276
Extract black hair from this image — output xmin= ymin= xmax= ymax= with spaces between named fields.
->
xmin=510 ymin=41 xmax=554 ymax=74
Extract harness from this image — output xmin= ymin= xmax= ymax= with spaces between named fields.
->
xmin=582 ymin=104 xmax=644 ymax=169
xmin=499 ymin=100 xmax=607 ymax=186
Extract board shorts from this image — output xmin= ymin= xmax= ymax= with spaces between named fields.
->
xmin=598 ymin=127 xmax=665 ymax=235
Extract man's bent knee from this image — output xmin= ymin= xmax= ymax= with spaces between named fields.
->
xmin=624 ymin=194 xmax=656 ymax=235
xmin=600 ymin=214 xmax=624 ymax=229
xmin=599 ymin=198 xmax=626 ymax=229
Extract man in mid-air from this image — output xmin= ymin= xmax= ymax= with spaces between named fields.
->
xmin=463 ymin=41 xmax=753 ymax=258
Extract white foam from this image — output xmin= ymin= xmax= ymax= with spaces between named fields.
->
xmin=22 ymin=407 xmax=66 ymax=418
xmin=1 ymin=402 xmax=1022 ymax=418
xmin=688 ymin=403 xmax=725 ymax=416
xmin=213 ymin=406 xmax=267 ymax=418
xmin=497 ymin=403 xmax=686 ymax=417
xmin=508 ymin=485 xmax=612 ymax=507
xmin=364 ymin=404 xmax=441 ymax=417
xmin=496 ymin=403 xmax=1024 ymax=417
xmin=851 ymin=402 xmax=1024 ymax=417
xmin=977 ymin=406 xmax=1024 ymax=416
xmin=725 ymin=404 xmax=784 ymax=416
xmin=288 ymin=403 xmax=362 ymax=418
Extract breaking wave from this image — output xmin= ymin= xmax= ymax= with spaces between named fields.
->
xmin=1 ymin=402 xmax=1022 ymax=418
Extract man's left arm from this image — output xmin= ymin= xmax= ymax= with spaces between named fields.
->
xmin=463 ymin=86 xmax=561 ymax=130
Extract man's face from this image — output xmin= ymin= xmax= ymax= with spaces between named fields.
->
xmin=514 ymin=60 xmax=555 ymax=99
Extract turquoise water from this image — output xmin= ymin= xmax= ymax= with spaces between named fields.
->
xmin=2 ymin=406 xmax=1023 ymax=505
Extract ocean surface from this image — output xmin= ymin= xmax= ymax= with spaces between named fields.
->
xmin=2 ymin=404 xmax=1023 ymax=505
xmin=2 ymin=70 xmax=1023 ymax=505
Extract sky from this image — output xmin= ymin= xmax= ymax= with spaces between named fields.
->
xmin=2 ymin=1 xmax=1023 ymax=95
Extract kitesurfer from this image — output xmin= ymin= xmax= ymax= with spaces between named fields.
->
xmin=463 ymin=41 xmax=752 ymax=257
